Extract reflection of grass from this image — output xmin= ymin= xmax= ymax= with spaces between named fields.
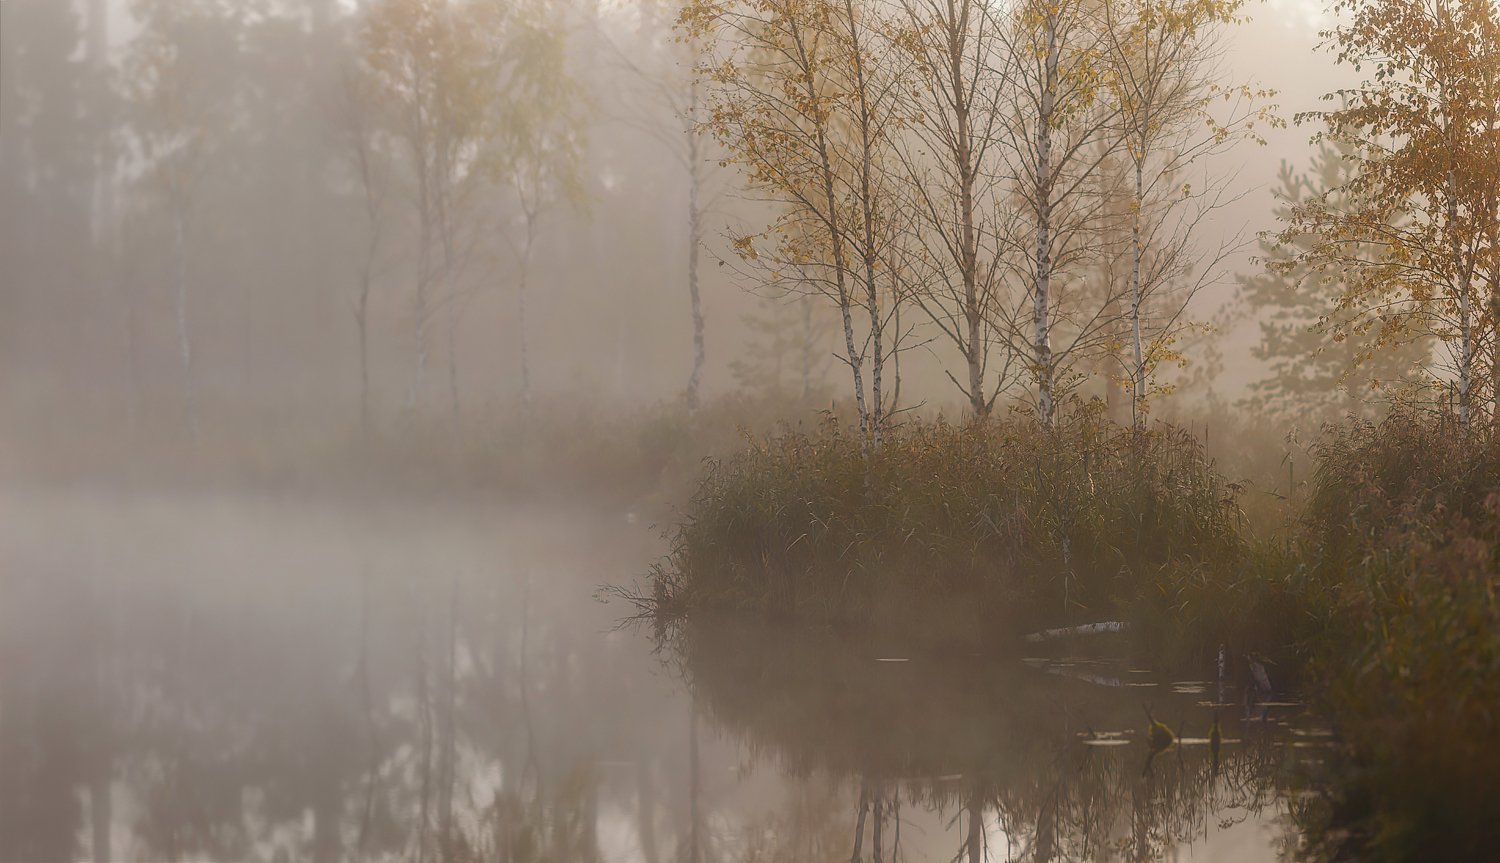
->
xmin=673 ymin=617 xmax=1291 ymax=861
xmin=646 ymin=412 xmax=1242 ymax=645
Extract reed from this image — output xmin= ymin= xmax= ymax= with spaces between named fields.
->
xmin=1291 ymin=411 xmax=1500 ymax=859
xmin=649 ymin=411 xmax=1243 ymax=645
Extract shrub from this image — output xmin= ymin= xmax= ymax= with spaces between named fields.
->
xmin=1292 ymin=412 xmax=1500 ymax=859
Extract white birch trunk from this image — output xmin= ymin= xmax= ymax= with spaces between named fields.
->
xmin=1130 ymin=158 xmax=1146 ymax=426
xmin=792 ymin=26 xmax=867 ymax=434
xmin=1448 ymin=159 xmax=1472 ymax=430
xmin=1033 ymin=15 xmax=1060 ymax=427
xmin=686 ymin=87 xmax=707 ymax=413
xmin=844 ymin=0 xmax=884 ymax=449
xmin=944 ymin=1 xmax=985 ymax=417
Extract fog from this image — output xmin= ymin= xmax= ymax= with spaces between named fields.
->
xmin=2 ymin=0 xmax=1354 ymax=861
xmin=1 ymin=0 xmax=1341 ymax=439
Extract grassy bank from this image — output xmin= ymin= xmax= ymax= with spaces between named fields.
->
xmin=641 ymin=409 xmax=1500 ymax=858
xmin=647 ymin=412 xmax=1243 ymax=646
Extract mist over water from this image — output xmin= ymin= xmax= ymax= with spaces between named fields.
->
xmin=1 ymin=490 xmax=1325 ymax=861
xmin=0 ymin=0 xmax=1451 ymax=860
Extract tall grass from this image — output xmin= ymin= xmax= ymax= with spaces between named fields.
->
xmin=1290 ymin=412 xmax=1500 ymax=859
xmin=649 ymin=411 xmax=1243 ymax=645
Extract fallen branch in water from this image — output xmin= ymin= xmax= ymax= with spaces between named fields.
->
xmin=1023 ymin=621 xmax=1129 ymax=643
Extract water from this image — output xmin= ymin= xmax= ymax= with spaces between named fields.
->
xmin=0 ymin=490 xmax=1326 ymax=862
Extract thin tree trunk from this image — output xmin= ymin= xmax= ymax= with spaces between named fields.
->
xmin=843 ymin=0 xmax=884 ymax=448
xmin=1490 ymin=268 xmax=1500 ymax=438
xmin=358 ymin=286 xmax=371 ymax=440
xmin=88 ymin=574 xmax=114 ymax=863
xmin=412 ymin=296 xmax=428 ymax=410
xmin=88 ymin=0 xmax=113 ymax=249
xmin=1460 ymin=270 xmax=1473 ymax=430
xmin=89 ymin=774 xmax=110 ymax=863
xmin=871 ymin=785 xmax=883 ymax=863
xmin=888 ymin=294 xmax=902 ymax=419
xmin=409 ymin=169 xmax=432 ymax=411
xmin=438 ymin=576 xmax=457 ymax=858
xmin=415 ymin=605 xmax=433 ymax=863
xmin=1033 ymin=16 xmax=1060 ymax=427
xmin=312 ymin=783 xmax=339 ymax=863
xmin=687 ymin=702 xmax=701 ymax=863
xmin=518 ymin=211 xmax=536 ymax=409
xmin=965 ymin=783 xmax=982 ymax=863
xmin=357 ymin=570 xmax=378 ymax=860
xmin=686 ymin=89 xmax=707 ymax=414
xmin=637 ymin=759 xmax=659 ymax=863
xmin=518 ymin=573 xmax=542 ymax=801
xmin=1130 ymin=157 xmax=1146 ymax=426
xmin=850 ymin=781 xmax=869 ymax=863
xmin=801 ymin=295 xmax=816 ymax=402
xmin=446 ymin=297 xmax=461 ymax=423
xmin=891 ymin=791 xmax=901 ymax=861
xmin=584 ymin=777 xmax=602 ymax=862
xmin=351 ymin=105 xmax=380 ymax=441
xmin=1036 ymin=791 xmax=1056 ymax=863
xmin=438 ymin=163 xmax=460 ymax=423
xmin=173 ymin=209 xmax=197 ymax=442
xmin=1444 ymin=101 xmax=1472 ymax=431
xmin=791 ymin=23 xmax=867 ymax=434
xmin=125 ymin=277 xmax=142 ymax=435
xmin=943 ymin=0 xmax=985 ymax=418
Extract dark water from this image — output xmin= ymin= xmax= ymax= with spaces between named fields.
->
xmin=0 ymin=492 xmax=1326 ymax=862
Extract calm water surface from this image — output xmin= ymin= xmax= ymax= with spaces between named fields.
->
xmin=0 ymin=490 xmax=1326 ymax=861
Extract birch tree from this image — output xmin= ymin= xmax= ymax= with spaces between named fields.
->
xmin=1279 ymin=0 xmax=1500 ymax=431
xmin=892 ymin=0 xmax=1019 ymax=417
xmin=338 ymin=66 xmax=391 ymax=439
xmin=603 ymin=1 xmax=718 ymax=412
xmin=681 ymin=0 xmax=910 ymax=445
xmin=362 ymin=0 xmax=495 ymax=414
xmin=995 ymin=0 xmax=1120 ymax=426
xmin=122 ymin=0 xmax=245 ymax=442
xmin=488 ymin=0 xmax=583 ymax=410
xmin=1099 ymin=0 xmax=1274 ymax=423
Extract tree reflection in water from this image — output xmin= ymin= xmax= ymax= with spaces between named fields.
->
xmin=0 ymin=497 xmax=1331 ymax=862
xmin=664 ymin=616 xmax=1320 ymax=862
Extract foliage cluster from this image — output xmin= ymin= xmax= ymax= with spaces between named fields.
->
xmin=1276 ymin=0 xmax=1500 ymax=431
xmin=683 ymin=0 xmax=1272 ymax=430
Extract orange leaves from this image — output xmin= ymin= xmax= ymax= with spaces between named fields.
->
xmin=1281 ymin=0 xmax=1500 ymax=411
xmin=732 ymin=234 xmax=761 ymax=260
